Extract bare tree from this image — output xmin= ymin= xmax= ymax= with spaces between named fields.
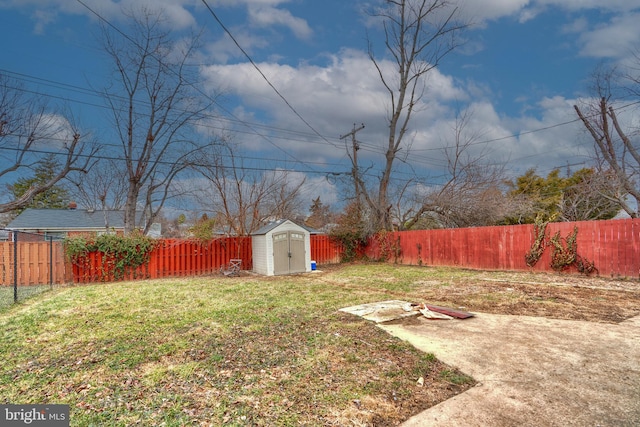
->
xmin=0 ymin=74 xmax=97 ymax=213
xmin=100 ymin=8 xmax=213 ymax=233
xmin=574 ymin=66 xmax=640 ymax=217
xmin=362 ymin=0 xmax=468 ymax=231
xmin=196 ymin=142 xmax=306 ymax=236
xmin=67 ymin=159 xmax=128 ymax=210
xmin=558 ymin=169 xmax=622 ymax=222
xmin=403 ymin=109 xmax=509 ymax=228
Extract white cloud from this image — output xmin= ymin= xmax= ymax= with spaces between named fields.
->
xmin=200 ymin=41 xmax=596 ymax=181
xmin=453 ymin=0 xmax=640 ymax=63
xmin=200 ymin=48 xmax=472 ymax=168
xmin=1 ymin=0 xmax=621 ymax=186
xmin=501 ymin=96 xmax=589 ymax=175
xmin=455 ymin=0 xmax=531 ymax=25
xmin=247 ymin=4 xmax=312 ymax=39
xmin=0 ymin=0 xmax=199 ymax=31
xmin=204 ymin=26 xmax=270 ymax=64
xmin=532 ymin=0 xmax=640 ymax=13
xmin=33 ymin=113 xmax=77 ymax=150
xmin=577 ymin=14 xmax=640 ymax=59
xmin=561 ymin=17 xmax=588 ymax=34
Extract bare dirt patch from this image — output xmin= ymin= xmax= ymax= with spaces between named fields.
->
xmin=319 ymin=263 xmax=640 ymax=323
xmin=421 ymin=272 xmax=640 ymax=323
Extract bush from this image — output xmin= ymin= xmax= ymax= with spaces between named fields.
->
xmin=65 ymin=232 xmax=158 ymax=280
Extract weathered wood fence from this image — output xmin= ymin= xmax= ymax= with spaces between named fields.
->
xmin=365 ymin=218 xmax=640 ymax=278
xmin=0 ymin=240 xmax=70 ymax=286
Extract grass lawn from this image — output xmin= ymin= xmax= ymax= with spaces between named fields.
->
xmin=0 ymin=263 xmax=474 ymax=426
xmin=0 ymin=285 xmax=52 ymax=310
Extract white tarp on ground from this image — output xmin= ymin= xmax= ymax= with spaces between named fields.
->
xmin=340 ymin=300 xmax=473 ymax=322
xmin=339 ymin=300 xmax=421 ymax=323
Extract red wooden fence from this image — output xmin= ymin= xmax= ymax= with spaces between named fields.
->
xmin=39 ymin=218 xmax=640 ymax=284
xmin=365 ymin=218 xmax=640 ymax=278
xmin=71 ymin=234 xmax=344 ymax=283
xmin=310 ymin=234 xmax=343 ymax=265
xmin=72 ymin=237 xmax=254 ymax=283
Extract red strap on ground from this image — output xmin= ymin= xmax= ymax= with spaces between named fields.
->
xmin=425 ymin=305 xmax=475 ymax=319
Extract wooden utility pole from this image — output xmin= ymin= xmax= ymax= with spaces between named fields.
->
xmin=340 ymin=123 xmax=365 ymax=206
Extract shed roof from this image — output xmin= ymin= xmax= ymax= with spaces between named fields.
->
xmin=6 ymin=208 xmax=129 ymax=231
xmin=252 ymin=219 xmax=308 ymax=236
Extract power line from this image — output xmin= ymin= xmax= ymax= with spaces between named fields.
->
xmin=199 ymin=0 xmax=342 ymax=151
xmin=6 ymin=63 xmax=636 ymax=173
xmin=1 ymin=69 xmax=349 ymax=151
xmin=13 ymin=3 xmax=640 ymax=189
xmin=73 ymin=0 xmax=329 ymax=175
xmin=0 ymin=137 xmax=346 ymax=176
xmin=2 ymin=69 xmax=629 ymax=187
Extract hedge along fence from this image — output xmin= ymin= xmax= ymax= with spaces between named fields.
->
xmin=70 ymin=234 xmax=344 ymax=283
xmin=365 ymin=218 xmax=640 ymax=278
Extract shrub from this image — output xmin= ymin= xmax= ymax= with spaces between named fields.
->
xmin=65 ymin=231 xmax=158 ymax=281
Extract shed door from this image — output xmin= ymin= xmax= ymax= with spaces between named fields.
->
xmin=273 ymin=231 xmax=306 ymax=275
xmin=289 ymin=231 xmax=306 ymax=273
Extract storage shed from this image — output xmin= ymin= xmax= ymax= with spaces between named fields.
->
xmin=251 ymin=219 xmax=311 ymax=276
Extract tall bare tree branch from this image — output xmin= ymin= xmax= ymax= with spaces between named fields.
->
xmin=196 ymin=141 xmax=306 ymax=236
xmin=0 ymin=74 xmax=98 ymax=213
xmin=574 ymin=97 xmax=640 ymax=217
xmin=364 ymin=0 xmax=468 ymax=230
xmin=100 ymin=7 xmax=213 ymax=233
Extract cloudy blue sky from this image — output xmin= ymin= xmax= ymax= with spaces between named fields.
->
xmin=2 ymin=0 xmax=640 ymax=208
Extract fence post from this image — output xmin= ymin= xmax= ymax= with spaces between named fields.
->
xmin=13 ymin=231 xmax=18 ymax=303
xmin=49 ymin=236 xmax=53 ymax=287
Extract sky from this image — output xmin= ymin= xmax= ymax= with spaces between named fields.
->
xmin=2 ymin=0 xmax=640 ymax=211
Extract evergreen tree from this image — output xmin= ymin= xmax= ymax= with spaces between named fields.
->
xmin=505 ymin=168 xmax=621 ymax=224
xmin=8 ymin=154 xmax=70 ymax=214
xmin=305 ymin=197 xmax=332 ymax=230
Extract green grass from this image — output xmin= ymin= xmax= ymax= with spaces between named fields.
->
xmin=0 ymin=264 xmax=474 ymax=426
xmin=440 ymin=369 xmax=475 ymax=385
xmin=0 ymin=285 xmax=53 ymax=310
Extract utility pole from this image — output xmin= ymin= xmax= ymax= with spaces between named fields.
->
xmin=340 ymin=123 xmax=365 ymax=207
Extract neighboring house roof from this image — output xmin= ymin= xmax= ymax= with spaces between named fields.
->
xmin=6 ymin=208 xmax=128 ymax=232
xmin=299 ymin=224 xmax=322 ymax=234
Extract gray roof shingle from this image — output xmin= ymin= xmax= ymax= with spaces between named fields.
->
xmin=6 ymin=208 xmax=127 ymax=231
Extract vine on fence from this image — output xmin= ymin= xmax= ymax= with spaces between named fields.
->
xmin=328 ymin=229 xmax=365 ymax=262
xmin=65 ymin=232 xmax=158 ymax=281
xmin=549 ymin=228 xmax=577 ymax=271
xmin=575 ymin=254 xmax=598 ymax=275
xmin=525 ymin=222 xmax=597 ymax=275
xmin=525 ymin=216 xmax=548 ymax=267
xmin=374 ymin=230 xmax=402 ymax=263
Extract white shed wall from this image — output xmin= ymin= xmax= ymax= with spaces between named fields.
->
xmin=251 ymin=234 xmax=269 ymax=275
xmin=252 ymin=220 xmax=311 ymax=276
